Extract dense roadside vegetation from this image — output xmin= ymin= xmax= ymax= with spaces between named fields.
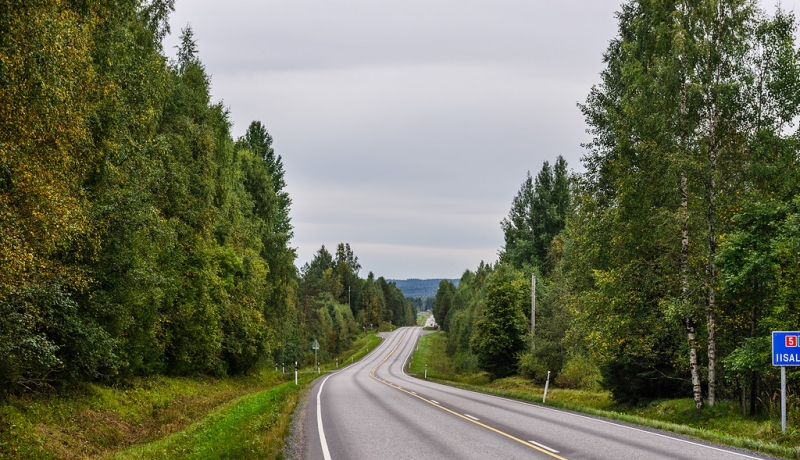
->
xmin=430 ymin=0 xmax=800 ymax=432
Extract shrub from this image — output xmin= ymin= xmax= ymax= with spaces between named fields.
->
xmin=517 ymin=350 xmax=548 ymax=382
xmin=453 ymin=351 xmax=480 ymax=374
xmin=555 ymin=355 xmax=602 ymax=391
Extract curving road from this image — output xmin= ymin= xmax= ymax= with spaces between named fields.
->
xmin=304 ymin=327 xmax=774 ymax=459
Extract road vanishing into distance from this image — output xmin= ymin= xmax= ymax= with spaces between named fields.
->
xmin=305 ymin=327 xmax=774 ymax=460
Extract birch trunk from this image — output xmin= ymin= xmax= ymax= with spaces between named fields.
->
xmin=681 ymin=170 xmax=704 ymax=410
xmin=706 ymin=147 xmax=717 ymax=407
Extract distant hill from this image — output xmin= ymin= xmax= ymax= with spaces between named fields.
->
xmin=387 ymin=278 xmax=460 ymax=299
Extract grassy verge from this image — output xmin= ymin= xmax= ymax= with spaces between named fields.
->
xmin=0 ymin=333 xmax=383 ymax=459
xmin=416 ymin=311 xmax=431 ymax=327
xmin=408 ymin=332 xmax=800 ymax=459
xmin=115 ymin=377 xmax=308 ymax=459
xmin=0 ymin=371 xmax=291 ymax=459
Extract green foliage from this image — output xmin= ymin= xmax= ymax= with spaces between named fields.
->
xmin=569 ymin=0 xmax=800 ymax=407
xmin=296 ymin=243 xmax=406 ymax=367
xmin=377 ymin=277 xmax=416 ymax=327
xmin=236 ymin=121 xmax=291 ymax=236
xmin=432 ymin=279 xmax=456 ymax=330
xmin=358 ymin=272 xmax=385 ymax=328
xmin=500 ymin=157 xmax=570 ymax=272
xmin=516 ymin=350 xmax=544 ymax=381
xmin=554 ymin=355 xmax=602 ymax=391
xmin=0 ymin=1 xmax=302 ymax=393
xmin=471 ymin=264 xmax=530 ymax=378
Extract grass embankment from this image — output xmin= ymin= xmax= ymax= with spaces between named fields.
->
xmin=1 ymin=333 xmax=383 ymax=459
xmin=408 ymin=332 xmax=800 ymax=459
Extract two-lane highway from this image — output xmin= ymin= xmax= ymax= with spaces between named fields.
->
xmin=305 ymin=327 xmax=773 ymax=459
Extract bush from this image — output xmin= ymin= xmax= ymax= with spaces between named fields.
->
xmin=555 ymin=355 xmax=602 ymax=391
xmin=0 ymin=284 xmax=119 ymax=393
xmin=517 ymin=350 xmax=548 ymax=382
xmin=453 ymin=351 xmax=480 ymax=374
xmin=600 ymin=354 xmax=690 ymax=404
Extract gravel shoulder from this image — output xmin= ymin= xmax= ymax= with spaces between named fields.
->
xmin=282 ymin=381 xmax=313 ymax=460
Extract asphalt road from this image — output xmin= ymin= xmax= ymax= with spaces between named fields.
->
xmin=305 ymin=327 xmax=774 ymax=460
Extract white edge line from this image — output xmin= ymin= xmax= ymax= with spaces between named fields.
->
xmin=529 ymin=440 xmax=559 ymax=453
xmin=399 ymin=327 xmax=764 ymax=460
xmin=317 ymin=374 xmax=333 ymax=460
xmin=441 ymin=384 xmax=766 ymax=459
xmin=315 ymin=330 xmax=395 ymax=460
xmin=464 ymin=414 xmax=479 ymax=421
xmin=400 ymin=327 xmax=420 ymax=376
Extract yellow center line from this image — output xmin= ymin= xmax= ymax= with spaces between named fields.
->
xmin=369 ymin=330 xmax=567 ymax=460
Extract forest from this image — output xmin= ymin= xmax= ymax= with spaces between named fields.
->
xmin=4 ymin=0 xmax=800 ymax=418
xmin=0 ymin=0 xmax=415 ymax=396
xmin=435 ymin=0 xmax=800 ymax=413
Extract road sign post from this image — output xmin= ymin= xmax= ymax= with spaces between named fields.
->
xmin=312 ymin=339 xmax=320 ymax=374
xmin=782 ymin=366 xmax=786 ymax=433
xmin=772 ymin=331 xmax=800 ymax=432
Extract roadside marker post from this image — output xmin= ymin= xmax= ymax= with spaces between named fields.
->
xmin=543 ymin=371 xmax=551 ymax=403
xmin=772 ymin=331 xmax=800 ymax=432
xmin=294 ymin=361 xmax=298 ymax=385
xmin=532 ymin=274 xmax=536 ymax=350
xmin=425 ymin=364 xmax=427 ymax=379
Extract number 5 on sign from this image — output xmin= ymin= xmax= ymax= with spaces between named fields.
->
xmin=787 ymin=335 xmax=798 ymax=347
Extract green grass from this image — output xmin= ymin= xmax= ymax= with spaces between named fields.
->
xmin=408 ymin=332 xmax=800 ymax=459
xmin=115 ymin=378 xmax=306 ymax=459
xmin=416 ymin=311 xmax=431 ymax=327
xmin=407 ymin=332 xmax=490 ymax=385
xmin=0 ymin=372 xmax=291 ymax=459
xmin=0 ymin=333 xmax=384 ymax=459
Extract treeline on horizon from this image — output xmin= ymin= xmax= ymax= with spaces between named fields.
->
xmin=0 ymin=0 xmax=415 ymax=395
xmin=434 ymin=0 xmax=800 ymax=413
xmin=389 ymin=278 xmax=459 ymax=303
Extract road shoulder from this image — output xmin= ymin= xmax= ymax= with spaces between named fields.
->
xmin=282 ymin=380 xmax=314 ymax=460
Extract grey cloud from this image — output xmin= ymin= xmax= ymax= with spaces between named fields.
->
xmin=166 ymin=0 xmax=793 ymax=278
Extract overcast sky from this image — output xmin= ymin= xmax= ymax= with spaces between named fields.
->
xmin=165 ymin=0 xmax=794 ymax=280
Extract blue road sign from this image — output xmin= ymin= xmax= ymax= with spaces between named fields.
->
xmin=772 ymin=331 xmax=800 ymax=366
